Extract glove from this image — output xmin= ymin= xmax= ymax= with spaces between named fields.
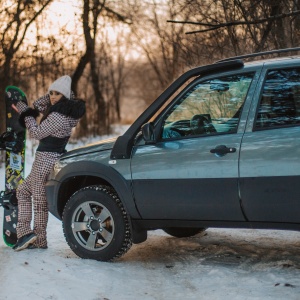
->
xmin=19 ymin=107 xmax=39 ymax=128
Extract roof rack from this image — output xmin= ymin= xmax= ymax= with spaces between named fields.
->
xmin=217 ymin=47 xmax=300 ymax=63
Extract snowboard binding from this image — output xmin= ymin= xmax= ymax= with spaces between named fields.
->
xmin=0 ymin=190 xmax=18 ymax=210
xmin=0 ymin=131 xmax=23 ymax=153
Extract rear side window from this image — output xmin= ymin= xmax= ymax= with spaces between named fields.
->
xmin=255 ymin=68 xmax=300 ymax=129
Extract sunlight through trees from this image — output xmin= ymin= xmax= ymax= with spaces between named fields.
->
xmin=1 ymin=0 xmax=300 ymax=137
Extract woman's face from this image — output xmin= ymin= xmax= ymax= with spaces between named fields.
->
xmin=49 ymin=90 xmax=63 ymax=105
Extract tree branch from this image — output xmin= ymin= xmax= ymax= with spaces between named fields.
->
xmin=167 ymin=10 xmax=300 ymax=34
xmin=14 ymin=0 xmax=53 ymax=52
xmin=103 ymin=5 xmax=132 ymax=24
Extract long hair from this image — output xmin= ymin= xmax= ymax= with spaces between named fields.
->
xmin=40 ymin=96 xmax=69 ymax=124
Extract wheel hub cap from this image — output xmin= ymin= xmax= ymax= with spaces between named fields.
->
xmin=90 ymin=219 xmax=100 ymax=231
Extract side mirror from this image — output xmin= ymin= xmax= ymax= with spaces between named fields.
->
xmin=141 ymin=122 xmax=155 ymax=144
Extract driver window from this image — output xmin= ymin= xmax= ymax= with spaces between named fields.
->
xmin=161 ymin=73 xmax=254 ymax=139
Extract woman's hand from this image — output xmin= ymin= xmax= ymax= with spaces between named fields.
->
xmin=11 ymin=103 xmax=19 ymax=113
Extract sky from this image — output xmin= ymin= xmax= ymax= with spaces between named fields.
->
xmin=25 ymin=1 xmax=125 ymax=46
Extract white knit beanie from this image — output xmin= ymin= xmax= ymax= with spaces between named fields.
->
xmin=48 ymin=75 xmax=72 ymax=99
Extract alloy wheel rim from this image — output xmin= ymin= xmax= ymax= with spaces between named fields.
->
xmin=71 ymin=201 xmax=114 ymax=251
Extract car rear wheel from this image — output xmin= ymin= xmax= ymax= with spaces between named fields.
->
xmin=163 ymin=227 xmax=206 ymax=238
xmin=62 ymin=185 xmax=132 ymax=261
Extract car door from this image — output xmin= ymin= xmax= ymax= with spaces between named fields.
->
xmin=131 ymin=71 xmax=257 ymax=220
xmin=240 ymin=65 xmax=300 ymax=223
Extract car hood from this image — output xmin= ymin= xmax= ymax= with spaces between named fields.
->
xmin=61 ymin=137 xmax=117 ymax=159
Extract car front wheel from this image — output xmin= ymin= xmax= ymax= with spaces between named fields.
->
xmin=62 ymin=185 xmax=132 ymax=261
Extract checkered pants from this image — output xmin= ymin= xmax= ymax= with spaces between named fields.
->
xmin=16 ymin=151 xmax=61 ymax=247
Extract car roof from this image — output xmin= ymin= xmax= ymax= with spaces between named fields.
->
xmin=243 ymin=55 xmax=300 ymax=67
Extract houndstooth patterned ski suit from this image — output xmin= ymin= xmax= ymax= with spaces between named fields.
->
xmin=16 ymin=94 xmax=84 ymax=248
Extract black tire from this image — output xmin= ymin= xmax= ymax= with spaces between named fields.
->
xmin=62 ymin=185 xmax=132 ymax=261
xmin=163 ymin=227 xmax=206 ymax=238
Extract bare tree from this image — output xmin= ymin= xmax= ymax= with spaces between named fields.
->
xmin=130 ymin=0 xmax=191 ymax=105
xmin=168 ymin=0 xmax=300 ymax=56
xmin=97 ymin=30 xmax=133 ymax=124
xmin=0 ymin=0 xmax=53 ymax=133
xmin=72 ymin=0 xmax=131 ymax=135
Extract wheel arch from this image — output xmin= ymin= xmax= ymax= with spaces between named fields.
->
xmin=53 ymin=161 xmax=141 ymax=221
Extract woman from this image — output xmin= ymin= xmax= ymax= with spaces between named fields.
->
xmin=12 ymin=75 xmax=85 ymax=251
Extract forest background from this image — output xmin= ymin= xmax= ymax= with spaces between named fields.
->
xmin=1 ymin=0 xmax=300 ymax=139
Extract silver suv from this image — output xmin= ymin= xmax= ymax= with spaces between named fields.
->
xmin=46 ymin=48 xmax=300 ymax=261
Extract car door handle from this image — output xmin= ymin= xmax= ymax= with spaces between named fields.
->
xmin=210 ymin=145 xmax=236 ymax=156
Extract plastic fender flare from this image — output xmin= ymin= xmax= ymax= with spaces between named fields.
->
xmin=55 ymin=161 xmax=141 ymax=219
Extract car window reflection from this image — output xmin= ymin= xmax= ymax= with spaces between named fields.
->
xmin=161 ymin=73 xmax=254 ymax=139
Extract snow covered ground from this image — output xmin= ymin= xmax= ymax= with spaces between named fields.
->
xmin=1 ymin=128 xmax=300 ymax=300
